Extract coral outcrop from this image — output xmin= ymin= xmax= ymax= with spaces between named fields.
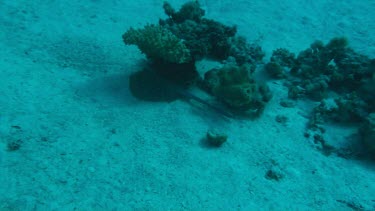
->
xmin=123 ymin=24 xmax=191 ymax=64
xmin=203 ymin=64 xmax=272 ymax=115
xmin=123 ymin=1 xmax=269 ymax=118
xmin=265 ymin=48 xmax=296 ymax=79
xmin=159 ymin=1 xmax=263 ymax=64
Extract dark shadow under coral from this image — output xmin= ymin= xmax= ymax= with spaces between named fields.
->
xmin=129 ymin=68 xmax=182 ymax=102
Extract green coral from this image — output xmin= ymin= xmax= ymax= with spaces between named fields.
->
xmin=203 ymin=64 xmax=272 ymax=115
xmin=214 ymin=83 xmax=258 ymax=109
xmin=122 ymin=24 xmax=191 ymax=64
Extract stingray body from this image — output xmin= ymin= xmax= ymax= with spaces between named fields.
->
xmin=177 ymin=89 xmax=233 ymax=118
xmin=129 ymin=68 xmax=232 ymax=118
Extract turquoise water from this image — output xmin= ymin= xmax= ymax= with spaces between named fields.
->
xmin=1 ymin=1 xmax=374 ymax=210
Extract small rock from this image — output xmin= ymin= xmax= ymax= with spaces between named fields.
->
xmin=265 ymin=167 xmax=284 ymax=181
xmin=7 ymin=139 xmax=22 ymax=151
xmin=275 ymin=115 xmax=288 ymax=125
xmin=206 ymin=129 xmax=228 ymax=147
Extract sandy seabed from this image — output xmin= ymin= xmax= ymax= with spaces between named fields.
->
xmin=0 ymin=0 xmax=374 ymax=210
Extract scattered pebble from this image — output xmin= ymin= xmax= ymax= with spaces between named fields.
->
xmin=275 ymin=115 xmax=288 ymax=125
xmin=265 ymin=167 xmax=284 ymax=181
xmin=7 ymin=139 xmax=22 ymax=151
xmin=206 ymin=129 xmax=228 ymax=147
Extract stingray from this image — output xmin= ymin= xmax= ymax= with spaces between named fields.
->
xmin=177 ymin=88 xmax=234 ymax=118
xmin=129 ymin=68 xmax=233 ymax=118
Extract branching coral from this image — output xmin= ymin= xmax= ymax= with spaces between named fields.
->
xmin=123 ymin=24 xmax=191 ymax=64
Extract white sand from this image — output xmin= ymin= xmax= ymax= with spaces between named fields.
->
xmin=0 ymin=0 xmax=374 ymax=210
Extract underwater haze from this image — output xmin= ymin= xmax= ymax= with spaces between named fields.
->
xmin=1 ymin=0 xmax=375 ymax=210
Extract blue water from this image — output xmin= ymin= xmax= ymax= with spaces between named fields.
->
xmin=1 ymin=0 xmax=374 ymax=210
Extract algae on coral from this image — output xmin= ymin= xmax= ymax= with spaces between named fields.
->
xmin=203 ymin=64 xmax=271 ymax=115
xmin=123 ymin=24 xmax=191 ymax=64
